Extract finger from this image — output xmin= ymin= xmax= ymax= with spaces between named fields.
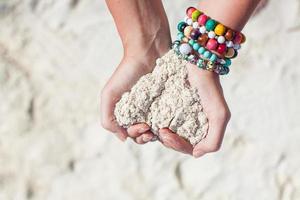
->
xmin=100 ymin=88 xmax=128 ymax=141
xmin=127 ymin=123 xmax=151 ymax=138
xmin=134 ymin=132 xmax=154 ymax=144
xmin=159 ymin=128 xmax=193 ymax=155
xmin=102 ymin=117 xmax=128 ymax=142
xmin=193 ymin=111 xmax=229 ymax=157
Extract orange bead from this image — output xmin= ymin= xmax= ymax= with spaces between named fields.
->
xmin=241 ymin=33 xmax=246 ymax=43
xmin=198 ymin=34 xmax=209 ymax=46
xmin=225 ymin=29 xmax=234 ymax=41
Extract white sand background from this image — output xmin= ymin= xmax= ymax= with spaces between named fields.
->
xmin=0 ymin=0 xmax=300 ymax=199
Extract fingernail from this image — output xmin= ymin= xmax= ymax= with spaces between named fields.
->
xmin=150 ymin=135 xmax=158 ymax=142
xmin=138 ymin=126 xmax=150 ymax=133
xmin=142 ymin=135 xmax=153 ymax=142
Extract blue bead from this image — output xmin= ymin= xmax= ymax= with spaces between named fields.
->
xmin=210 ymin=54 xmax=217 ymax=62
xmin=193 ymin=43 xmax=201 ymax=51
xmin=198 ymin=47 xmax=205 ymax=54
xmin=203 ymin=51 xmax=212 ymax=59
xmin=177 ymin=32 xmax=184 ymax=40
xmin=188 ymin=39 xmax=195 ymax=46
xmin=224 ymin=58 xmax=232 ymax=67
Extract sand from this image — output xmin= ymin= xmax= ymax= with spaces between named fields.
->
xmin=114 ymin=50 xmax=208 ymax=146
xmin=1 ymin=0 xmax=300 ymax=200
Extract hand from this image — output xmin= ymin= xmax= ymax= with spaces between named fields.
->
xmin=100 ymin=35 xmax=171 ymax=143
xmin=159 ymin=63 xmax=231 ymax=158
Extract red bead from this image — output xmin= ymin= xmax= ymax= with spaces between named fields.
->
xmin=233 ymin=32 xmax=243 ymax=44
xmin=206 ymin=38 xmax=218 ymax=50
xmin=198 ymin=14 xmax=208 ymax=26
xmin=217 ymin=44 xmax=227 ymax=54
xmin=186 ymin=7 xmax=196 ymax=18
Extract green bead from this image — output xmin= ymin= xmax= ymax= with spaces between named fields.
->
xmin=209 ymin=54 xmax=217 ymax=62
xmin=193 ymin=43 xmax=201 ymax=51
xmin=197 ymin=59 xmax=204 ymax=68
xmin=177 ymin=32 xmax=184 ymax=40
xmin=177 ymin=21 xmax=186 ymax=32
xmin=188 ymin=39 xmax=195 ymax=46
xmin=224 ymin=58 xmax=232 ymax=67
xmin=198 ymin=47 xmax=205 ymax=54
xmin=191 ymin=10 xmax=201 ymax=21
xmin=203 ymin=51 xmax=212 ymax=59
xmin=205 ymin=19 xmax=217 ymax=31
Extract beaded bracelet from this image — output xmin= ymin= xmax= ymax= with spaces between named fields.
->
xmin=177 ymin=36 xmax=232 ymax=65
xmin=172 ymin=40 xmax=231 ymax=75
xmin=171 ymin=6 xmax=246 ymax=75
xmin=185 ymin=7 xmax=246 ymax=45
xmin=177 ymin=7 xmax=246 ymax=59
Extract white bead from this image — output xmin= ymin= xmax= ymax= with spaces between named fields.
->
xmin=233 ymin=44 xmax=241 ymax=50
xmin=187 ymin=18 xmax=193 ymax=25
xmin=184 ymin=16 xmax=189 ymax=23
xmin=208 ymin=31 xmax=216 ymax=39
xmin=226 ymin=41 xmax=234 ymax=48
xmin=217 ymin=36 xmax=225 ymax=44
xmin=179 ymin=43 xmax=192 ymax=55
xmin=199 ymin=26 xmax=206 ymax=34
xmin=192 ymin=22 xmax=199 ymax=29
xmin=219 ymin=59 xmax=226 ymax=64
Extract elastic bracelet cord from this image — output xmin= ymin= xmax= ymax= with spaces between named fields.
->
xmin=173 ymin=7 xmax=246 ymax=75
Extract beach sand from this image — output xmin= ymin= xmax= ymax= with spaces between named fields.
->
xmin=0 ymin=0 xmax=300 ymax=199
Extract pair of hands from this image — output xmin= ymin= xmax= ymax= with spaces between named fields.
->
xmin=101 ymin=38 xmax=230 ymax=158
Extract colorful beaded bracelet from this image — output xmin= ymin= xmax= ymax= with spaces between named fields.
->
xmin=171 ymin=7 xmax=246 ymax=75
xmin=172 ymin=40 xmax=231 ymax=75
xmin=177 ymin=7 xmax=246 ymax=59
xmin=176 ymin=36 xmax=232 ymax=65
xmin=185 ymin=7 xmax=246 ymax=45
xmin=177 ymin=24 xmax=241 ymax=59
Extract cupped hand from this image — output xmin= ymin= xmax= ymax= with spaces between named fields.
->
xmin=159 ymin=63 xmax=231 ymax=158
xmin=100 ymin=38 xmax=170 ymax=143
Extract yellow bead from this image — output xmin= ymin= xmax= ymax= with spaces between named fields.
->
xmin=206 ymin=61 xmax=215 ymax=71
xmin=214 ymin=24 xmax=226 ymax=36
xmin=182 ymin=37 xmax=189 ymax=43
xmin=184 ymin=26 xmax=193 ymax=38
xmin=191 ymin=10 xmax=201 ymax=21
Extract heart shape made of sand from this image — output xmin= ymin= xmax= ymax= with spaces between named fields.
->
xmin=114 ymin=50 xmax=208 ymax=146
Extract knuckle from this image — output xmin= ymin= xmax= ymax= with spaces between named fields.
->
xmin=216 ymin=107 xmax=231 ymax=122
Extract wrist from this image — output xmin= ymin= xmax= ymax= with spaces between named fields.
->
xmin=198 ymin=0 xmax=261 ymax=31
xmin=123 ymin=27 xmax=171 ymax=59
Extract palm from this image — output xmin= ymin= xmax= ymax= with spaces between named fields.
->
xmin=101 ymin=54 xmax=230 ymax=157
xmin=159 ymin=63 xmax=230 ymax=157
xmin=101 ymin=56 xmax=161 ymax=143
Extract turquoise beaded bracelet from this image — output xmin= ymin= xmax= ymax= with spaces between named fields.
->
xmin=172 ymin=40 xmax=231 ymax=75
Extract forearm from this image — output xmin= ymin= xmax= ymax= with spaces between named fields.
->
xmin=198 ymin=0 xmax=261 ymax=31
xmin=105 ymin=0 xmax=171 ymax=56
